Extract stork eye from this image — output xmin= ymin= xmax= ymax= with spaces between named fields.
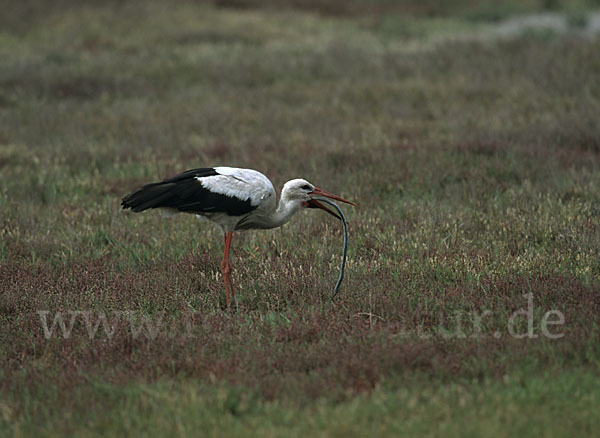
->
xmin=301 ymin=184 xmax=312 ymax=191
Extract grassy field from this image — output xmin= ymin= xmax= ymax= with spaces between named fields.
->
xmin=1 ymin=0 xmax=600 ymax=435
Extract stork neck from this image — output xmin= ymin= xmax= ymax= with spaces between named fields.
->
xmin=269 ymin=198 xmax=302 ymax=228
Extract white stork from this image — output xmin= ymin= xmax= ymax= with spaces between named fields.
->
xmin=121 ymin=166 xmax=356 ymax=306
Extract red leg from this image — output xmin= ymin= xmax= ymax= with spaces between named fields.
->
xmin=221 ymin=231 xmax=235 ymax=307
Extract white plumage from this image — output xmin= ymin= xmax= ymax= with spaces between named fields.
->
xmin=198 ymin=167 xmax=275 ymax=207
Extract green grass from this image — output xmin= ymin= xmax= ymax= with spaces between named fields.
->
xmin=1 ymin=0 xmax=600 ymax=435
xmin=5 ymin=371 xmax=600 ymax=436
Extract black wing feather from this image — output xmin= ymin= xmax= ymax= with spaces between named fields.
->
xmin=121 ymin=168 xmax=256 ymax=216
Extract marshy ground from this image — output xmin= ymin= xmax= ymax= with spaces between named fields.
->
xmin=1 ymin=0 xmax=600 ymax=435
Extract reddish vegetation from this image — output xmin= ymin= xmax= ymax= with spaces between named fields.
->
xmin=2 ymin=258 xmax=598 ymax=400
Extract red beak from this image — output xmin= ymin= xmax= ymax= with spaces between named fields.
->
xmin=303 ymin=187 xmax=357 ymax=219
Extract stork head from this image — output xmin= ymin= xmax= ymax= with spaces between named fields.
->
xmin=281 ymin=179 xmax=357 ymax=219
